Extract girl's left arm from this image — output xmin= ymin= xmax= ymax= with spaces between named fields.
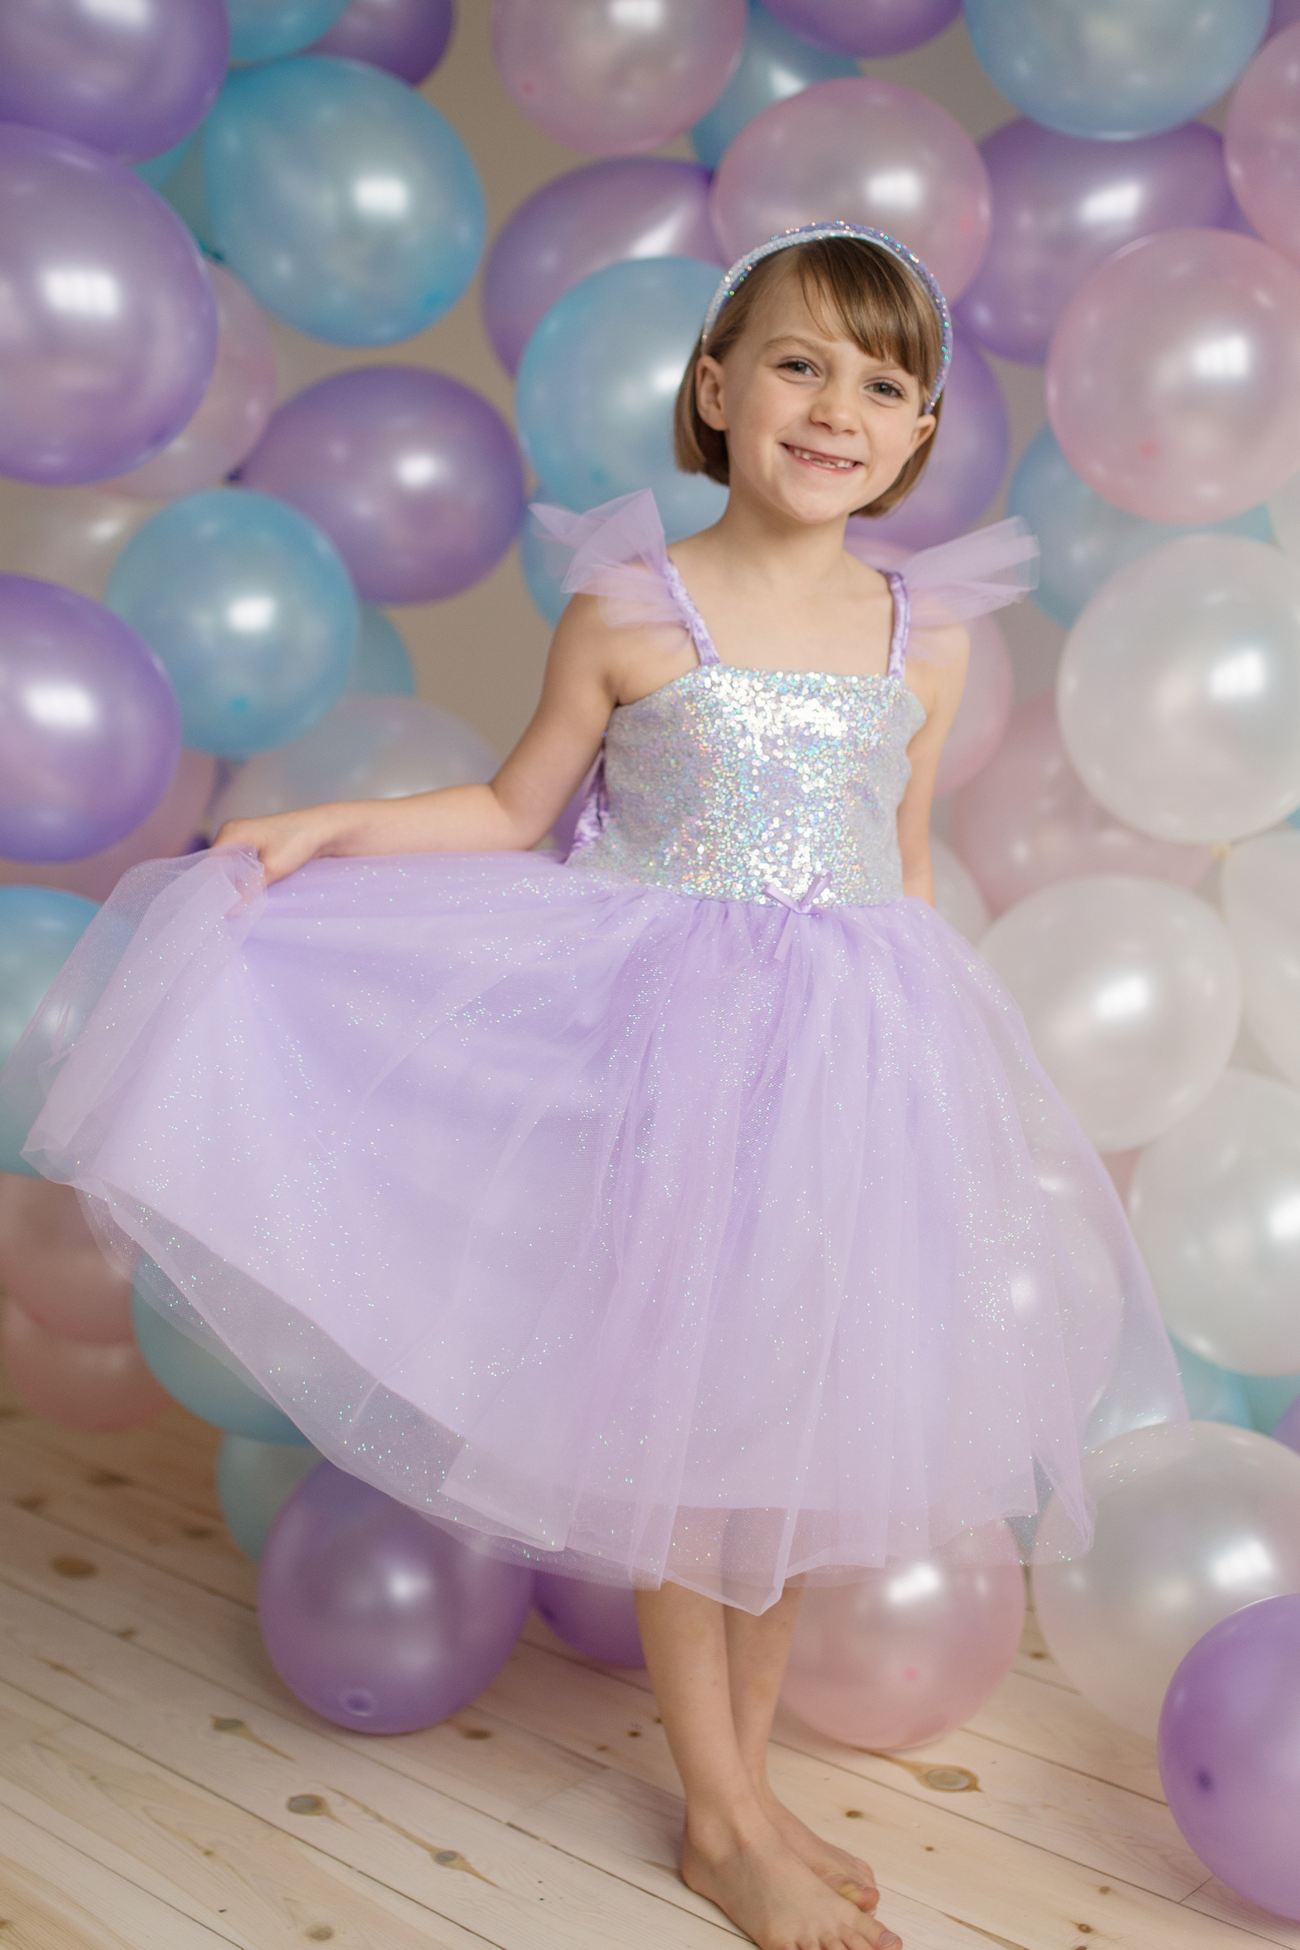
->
xmin=895 ymin=626 xmax=969 ymax=904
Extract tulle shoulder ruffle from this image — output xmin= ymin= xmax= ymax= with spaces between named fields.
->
xmin=845 ymin=515 xmax=1041 ymax=663
xmin=531 ymin=489 xmax=687 ymax=634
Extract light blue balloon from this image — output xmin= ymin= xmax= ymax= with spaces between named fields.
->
xmin=158 ymin=129 xmax=219 ymax=258
xmin=225 ymin=0 xmax=349 ymax=63
xmin=517 ymin=257 xmax=729 ymax=545
xmin=1008 ymin=425 xmax=1272 ymax=630
xmin=217 ymin=1433 xmax=321 ymax=1559
xmin=133 ymin=132 xmax=198 ymax=191
xmin=1171 ymin=1338 xmax=1252 ymax=1430
xmin=519 ymin=498 xmax=569 ymax=627
xmin=131 ymin=1291 xmax=311 ymax=1442
xmin=345 ymin=606 xmax=417 ymax=697
xmin=1237 ymin=1369 xmax=1300 ymax=1436
xmin=691 ymin=1 xmax=858 ymax=171
xmin=106 ymin=490 xmax=358 ymax=759
xmin=964 ymin=0 xmax=1269 ymax=142
xmin=204 ymin=57 xmax=485 ymax=345
xmin=0 ymin=887 xmax=98 ymax=1177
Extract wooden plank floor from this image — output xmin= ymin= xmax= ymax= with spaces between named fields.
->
xmin=0 ymin=1364 xmax=1291 ymax=1950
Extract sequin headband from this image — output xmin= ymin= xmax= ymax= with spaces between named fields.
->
xmin=700 ymin=221 xmax=953 ymax=412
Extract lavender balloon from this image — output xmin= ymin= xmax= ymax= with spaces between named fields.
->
xmin=0 ymin=577 xmax=180 ymax=865
xmin=533 ymin=1570 xmax=645 ymax=1666
xmin=482 ymin=159 xmax=721 ymax=377
xmin=1159 ymin=1595 xmax=1300 ymax=1920
xmin=1275 ymin=1394 xmax=1300 ymax=1452
xmin=309 ymin=0 xmax=455 ymax=82
xmin=0 ymin=127 xmax=217 ymax=487
xmin=764 ymin=0 xmax=958 ymax=57
xmin=242 ymin=367 xmax=524 ymax=605
xmin=867 ymin=334 xmax=1008 ymax=551
xmin=258 ymin=1463 xmax=532 ymax=1732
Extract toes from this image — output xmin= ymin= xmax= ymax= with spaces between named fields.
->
xmin=828 ymin=1874 xmax=880 ymax=1911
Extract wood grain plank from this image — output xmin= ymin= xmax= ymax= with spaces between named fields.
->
xmin=1184 ymin=1879 xmax=1300 ymax=1948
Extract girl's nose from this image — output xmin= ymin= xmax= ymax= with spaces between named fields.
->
xmin=811 ymin=384 xmax=858 ymax=432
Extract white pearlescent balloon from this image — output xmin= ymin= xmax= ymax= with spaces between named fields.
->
xmin=930 ymin=836 xmax=988 ymax=943
xmin=1222 ymin=828 xmax=1300 ymax=1089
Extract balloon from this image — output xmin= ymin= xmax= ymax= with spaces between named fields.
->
xmin=158 ymin=127 xmax=218 ymax=258
xmin=1159 ymin=1594 xmax=1300 ymax=1921
xmin=0 ymin=887 xmax=99 ymax=1177
xmin=516 ymin=258 xmax=729 ymax=544
xmin=929 ymin=837 xmax=988 ymax=944
xmin=0 ymin=750 xmax=217 ymax=905
xmin=1273 ymin=0 xmax=1300 ymax=31
xmin=532 ymin=1571 xmax=645 ymax=1666
xmin=866 ymin=334 xmax=1008 ymax=551
xmin=225 ymin=0 xmax=350 ymax=62
xmin=1273 ymin=464 xmax=1300 ymax=557
xmin=1222 ymin=830 xmax=1300 ymax=1090
xmin=106 ymin=490 xmax=358 ymax=759
xmin=308 ymin=0 xmax=455 ymax=82
xmin=203 ymin=58 xmax=484 ymax=345
xmin=781 ymin=1554 xmax=1025 ymax=1751
xmin=1057 ymin=535 xmax=1300 ymax=844
xmin=957 ymin=121 xmax=1234 ymax=368
xmin=0 ymin=576 xmax=180 ymax=864
xmin=1130 ymin=1070 xmax=1300 ymax=1376
xmin=240 ymin=368 xmax=523 ymax=605
xmin=258 ymin=1462 xmax=533 ymax=1732
xmin=690 ymin=3 xmax=857 ymax=173
xmin=492 ymin=0 xmax=746 ymax=156
xmin=210 ymin=697 xmax=496 ymax=825
xmin=1171 ymin=1341 xmax=1252 ymax=1431
xmin=965 ymin=0 xmax=1268 ymax=142
xmin=0 ymin=481 xmax=159 ymax=604
xmin=1046 ymin=230 xmax=1300 ymax=525
xmin=979 ymin=876 xmax=1239 ymax=1152
xmin=133 ymin=134 xmax=197 ymax=191
xmin=482 ymin=159 xmax=721 ymax=377
xmin=345 ymin=610 xmax=417 ymax=698
xmin=1276 ymin=1395 xmax=1300 ymax=1452
xmin=763 ymin=0 xmax=958 ymax=57
xmin=0 ymin=0 xmax=227 ymax=164
xmin=709 ymin=77 xmax=991 ymax=299
xmin=105 ymin=268 xmax=278 ymax=503
xmin=1 ymin=1297 xmax=171 ymax=1433
xmin=131 ymin=1290 xmax=310 ymax=1443
xmin=1243 ymin=1371 xmax=1300 ymax=1433
xmin=0 ymin=126 xmax=217 ymax=487
xmin=217 ymin=1435 xmax=322 ymax=1560
xmin=949 ymin=695 xmax=1212 ymax=915
xmin=931 ymin=617 xmax=1011 ymax=798
xmin=520 ymin=497 xmax=570 ymax=627
xmin=1226 ymin=24 xmax=1300 ymax=270
xmin=0 ymin=1176 xmax=132 ymax=1345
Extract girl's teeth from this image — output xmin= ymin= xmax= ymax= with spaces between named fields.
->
xmin=792 ymin=448 xmax=856 ymax=469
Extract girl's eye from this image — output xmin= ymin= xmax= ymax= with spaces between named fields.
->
xmin=870 ymin=381 xmax=905 ymax=400
xmin=780 ymin=358 xmax=815 ymax=375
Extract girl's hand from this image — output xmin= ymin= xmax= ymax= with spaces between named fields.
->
xmin=213 ymin=806 xmax=347 ymax=886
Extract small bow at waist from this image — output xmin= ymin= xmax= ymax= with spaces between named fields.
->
xmin=762 ymin=872 xmax=833 ymax=960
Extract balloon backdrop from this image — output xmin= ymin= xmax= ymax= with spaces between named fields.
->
xmin=241 ymin=368 xmax=524 ymax=605
xmin=1226 ymin=23 xmax=1300 ymax=269
xmin=1243 ymin=1371 xmax=1300 ymax=1434
xmin=710 ymin=77 xmax=991 ymax=298
xmin=203 ymin=59 xmax=485 ymax=345
xmin=1057 ymin=535 xmax=1300 ymax=843
xmin=516 ymin=258 xmax=728 ymax=543
xmin=532 ymin=1570 xmax=645 ymax=1666
xmin=1277 ymin=1395 xmax=1300 ymax=1453
xmin=1033 ymin=1421 xmax=1300 ymax=1737
xmin=0 ymin=750 xmax=216 ymax=905
xmin=0 ymin=482 xmax=159 ymax=604
xmin=0 ymin=1176 xmax=132 ymax=1345
xmin=1273 ymin=464 xmax=1300 ymax=557
xmin=1130 ymin=1070 xmax=1300 ymax=1377
xmin=258 ymin=1462 xmax=533 ymax=1732
xmin=690 ymin=3 xmax=857 ymax=173
xmin=931 ymin=617 xmax=1011 ymax=798
xmin=1222 ymin=830 xmax=1300 ymax=1090
xmin=764 ymin=0 xmax=958 ymax=57
xmin=1 ymin=1298 xmax=171 ymax=1433
xmin=781 ymin=1553 xmax=1025 ymax=1751
xmin=1271 ymin=0 xmax=1300 ymax=33
xmin=1172 ymin=1342 xmax=1252 ymax=1432
xmin=0 ymin=887 xmax=99 ymax=1177
xmin=345 ymin=610 xmax=417 ymax=698
xmin=520 ymin=498 xmax=570 ymax=627
xmin=482 ymin=159 xmax=721 ymax=377
xmin=0 ymin=126 xmax=217 ymax=486
xmin=928 ymin=838 xmax=988 ymax=945
xmin=956 ymin=121 xmax=1234 ymax=367
xmin=1046 ymin=230 xmax=1300 ymax=524
xmin=949 ymin=695 xmax=1212 ymax=915
xmin=217 ymin=1435 xmax=321 ymax=1561
xmin=867 ymin=333 xmax=1008 ymax=550
xmin=309 ymin=0 xmax=455 ymax=83
xmin=965 ymin=0 xmax=1269 ymax=142
xmin=0 ymin=576 xmax=180 ymax=864
xmin=131 ymin=1290 xmax=310 ymax=1443
xmin=492 ymin=0 xmax=746 ymax=156
xmin=978 ymin=876 xmax=1239 ymax=1153
xmin=0 ymin=0 xmax=228 ymax=164
xmin=134 ymin=135 xmax=198 ymax=192
xmin=106 ymin=490 xmax=358 ymax=759
xmin=1160 ymin=1595 xmax=1300 ymax=1922
xmin=225 ymin=0 xmax=350 ymax=62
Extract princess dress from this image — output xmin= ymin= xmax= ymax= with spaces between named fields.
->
xmin=4 ymin=491 xmax=1183 ymax=1613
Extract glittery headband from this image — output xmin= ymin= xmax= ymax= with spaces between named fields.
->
xmin=700 ymin=220 xmax=953 ymax=412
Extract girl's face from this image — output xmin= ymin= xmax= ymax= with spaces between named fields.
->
xmin=694 ymin=270 xmax=937 ymax=527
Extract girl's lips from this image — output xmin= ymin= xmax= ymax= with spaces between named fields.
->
xmin=782 ymin=443 xmax=864 ymax=472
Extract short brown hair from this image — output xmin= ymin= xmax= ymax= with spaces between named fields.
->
xmin=673 ymin=237 xmax=945 ymax=518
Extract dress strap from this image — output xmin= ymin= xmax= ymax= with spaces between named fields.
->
xmin=661 ymin=557 xmax=721 ymax=667
xmin=884 ymin=570 xmax=910 ymax=678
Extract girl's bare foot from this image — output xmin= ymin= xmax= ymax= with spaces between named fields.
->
xmin=682 ymin=1811 xmax=901 ymax=1950
xmin=754 ymin=1779 xmax=880 ymax=1911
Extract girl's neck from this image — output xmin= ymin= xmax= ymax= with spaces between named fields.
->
xmin=687 ymin=481 xmax=855 ymax=597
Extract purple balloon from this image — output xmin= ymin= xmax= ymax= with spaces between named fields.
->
xmin=0 ymin=127 xmax=217 ymax=487
xmin=1270 ymin=0 xmax=1300 ymax=35
xmin=483 ymin=159 xmax=722 ymax=378
xmin=1274 ymin=1395 xmax=1300 ymax=1452
xmin=763 ymin=0 xmax=959 ymax=57
xmin=0 ymin=0 xmax=228 ymax=163
xmin=0 ymin=576 xmax=180 ymax=864
xmin=956 ymin=120 xmax=1235 ymax=367
xmin=309 ymin=0 xmax=455 ymax=82
xmin=866 ymin=333 xmax=1009 ymax=551
xmin=1159 ymin=1594 xmax=1300 ymax=1920
xmin=258 ymin=1463 xmax=532 ymax=1733
xmin=241 ymin=367 xmax=525 ymax=605
xmin=533 ymin=1570 xmax=645 ymax=1666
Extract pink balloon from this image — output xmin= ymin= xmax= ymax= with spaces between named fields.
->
xmin=949 ymin=694 xmax=1212 ymax=915
xmin=1046 ymin=229 xmax=1300 ymax=523
xmin=868 ymin=333 xmax=1008 ymax=550
xmin=491 ymin=0 xmax=746 ymax=157
xmin=0 ymin=1175 xmax=131 ymax=1343
xmin=1226 ymin=25 xmax=1300 ymax=269
xmin=0 ymin=749 xmax=216 ymax=903
xmin=710 ymin=77 xmax=991 ymax=300
xmin=781 ymin=1556 xmax=1025 ymax=1751
xmin=2 ymin=1297 xmax=172 ymax=1432
xmin=105 ymin=267 xmax=277 ymax=501
xmin=933 ymin=615 xmax=1012 ymax=798
xmin=482 ymin=159 xmax=721 ymax=376
xmin=764 ymin=0 xmax=959 ymax=58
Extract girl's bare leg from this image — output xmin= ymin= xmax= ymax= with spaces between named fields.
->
xmin=635 ymin=1583 xmax=901 ymax=1950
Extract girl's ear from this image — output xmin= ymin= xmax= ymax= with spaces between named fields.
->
xmin=695 ymin=355 xmax=728 ymax=432
xmin=908 ymin=411 xmax=937 ymax=455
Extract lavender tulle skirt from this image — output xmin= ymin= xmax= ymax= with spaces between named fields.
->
xmin=9 ymin=847 xmax=1182 ymax=1610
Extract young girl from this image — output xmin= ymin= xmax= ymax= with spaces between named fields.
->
xmin=9 ymin=224 xmax=1183 ymax=1950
